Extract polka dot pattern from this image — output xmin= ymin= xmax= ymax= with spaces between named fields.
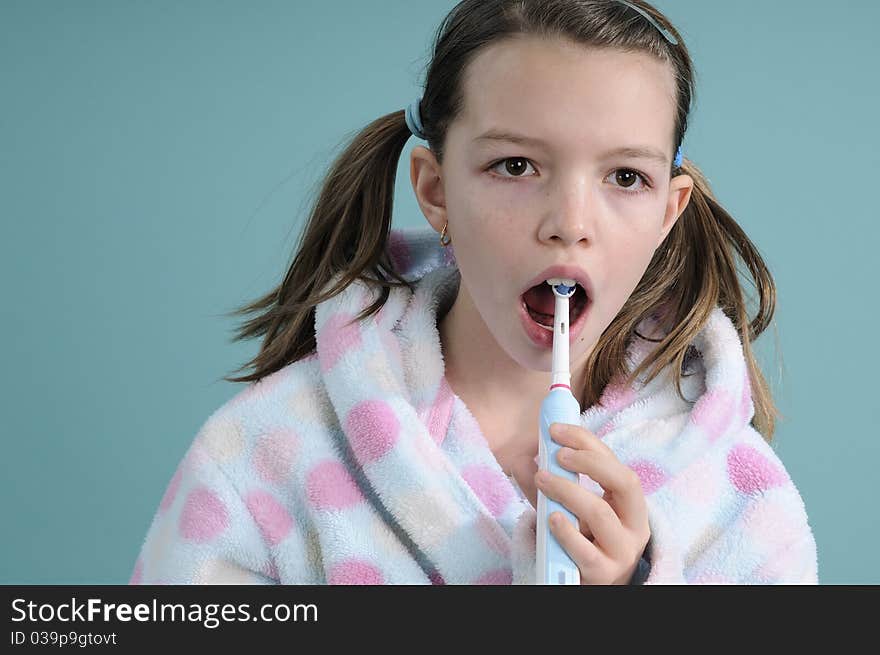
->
xmin=306 ymin=460 xmax=364 ymax=510
xmin=289 ymin=386 xmax=332 ymax=424
xmin=317 ymin=311 xmax=362 ymax=373
xmin=197 ymin=415 xmax=246 ymax=463
xmin=462 ymin=465 xmax=515 ymax=517
xmin=130 ymin=257 xmax=814 ymax=586
xmin=629 ymin=460 xmax=668 ymax=495
xmin=179 ymin=486 xmax=228 ymax=542
xmin=691 ymin=388 xmax=736 ymax=442
xmin=727 ymin=444 xmax=788 ymax=495
xmin=599 ymin=379 xmax=636 ymax=413
xmin=345 ymin=399 xmax=399 ymax=463
xmin=251 ymin=429 xmax=298 ymax=486
xmin=328 ymin=559 xmax=384 ymax=585
xmin=245 ymin=489 xmax=294 ymax=547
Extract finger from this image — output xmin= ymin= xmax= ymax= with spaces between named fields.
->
xmin=555 ymin=446 xmax=647 ymax=533
xmin=533 ymin=469 xmax=594 ymax=539
xmin=509 ymin=456 xmax=538 ymax=510
xmin=550 ymin=423 xmax=614 ymax=457
xmin=548 ymin=510 xmax=607 ymax=581
xmin=536 ymin=472 xmax=628 ymax=558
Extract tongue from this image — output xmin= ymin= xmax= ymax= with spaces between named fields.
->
xmin=523 ymin=284 xmax=556 ymax=316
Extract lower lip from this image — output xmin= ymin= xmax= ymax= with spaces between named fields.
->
xmin=518 ymin=294 xmax=591 ymax=349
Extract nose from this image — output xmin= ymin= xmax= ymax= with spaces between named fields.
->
xmin=538 ymin=175 xmax=594 ymax=246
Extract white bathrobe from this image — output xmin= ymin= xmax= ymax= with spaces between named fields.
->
xmin=130 ymin=227 xmax=818 ymax=585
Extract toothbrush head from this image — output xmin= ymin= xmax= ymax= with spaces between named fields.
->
xmin=546 ymin=277 xmax=577 ymax=299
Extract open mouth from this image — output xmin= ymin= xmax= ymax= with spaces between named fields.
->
xmin=521 ymin=282 xmax=590 ymax=329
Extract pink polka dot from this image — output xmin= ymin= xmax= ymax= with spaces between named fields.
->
xmin=179 ymin=486 xmax=229 ymax=542
xmin=251 ymin=429 xmax=299 ymax=485
xmin=599 ymin=379 xmax=636 ymax=413
xmin=475 ymin=568 xmax=512 ymax=585
xmin=727 ymin=444 xmax=789 ymax=495
xmin=159 ymin=465 xmax=183 ymax=512
xmin=345 ymin=399 xmax=399 ymax=463
xmin=328 ymin=559 xmax=384 ymax=584
xmin=317 ymin=311 xmax=362 ymax=373
xmin=462 ymin=465 xmax=515 ymax=517
xmin=691 ymin=388 xmax=736 ymax=442
xmin=128 ymin=558 xmax=143 ymax=585
xmin=629 ymin=460 xmax=668 ymax=495
xmin=306 ymin=460 xmax=364 ymax=510
xmin=245 ymin=489 xmax=294 ymax=547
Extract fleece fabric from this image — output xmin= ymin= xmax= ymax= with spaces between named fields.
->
xmin=130 ymin=227 xmax=818 ymax=585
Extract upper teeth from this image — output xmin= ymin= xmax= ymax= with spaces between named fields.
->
xmin=546 ymin=277 xmax=578 ymax=287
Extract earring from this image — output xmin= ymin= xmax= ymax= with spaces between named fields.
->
xmin=439 ymin=220 xmax=452 ymax=247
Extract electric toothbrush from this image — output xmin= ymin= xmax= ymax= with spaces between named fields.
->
xmin=536 ymin=277 xmax=582 ymax=585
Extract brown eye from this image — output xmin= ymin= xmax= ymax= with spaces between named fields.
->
xmin=489 ymin=157 xmax=537 ymax=178
xmin=608 ymin=168 xmax=651 ymax=195
xmin=504 ymin=158 xmax=529 ymax=176
xmin=616 ymin=170 xmax=638 ymax=187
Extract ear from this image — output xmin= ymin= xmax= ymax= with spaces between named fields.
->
xmin=657 ymin=174 xmax=694 ymax=248
xmin=410 ymin=145 xmax=448 ymax=235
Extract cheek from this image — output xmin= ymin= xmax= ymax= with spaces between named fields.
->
xmin=604 ymin=232 xmax=661 ymax=293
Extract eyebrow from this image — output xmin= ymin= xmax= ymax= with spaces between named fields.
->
xmin=474 ymin=129 xmax=669 ymax=165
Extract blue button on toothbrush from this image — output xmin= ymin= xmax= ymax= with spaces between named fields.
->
xmin=536 ymin=278 xmax=582 ymax=585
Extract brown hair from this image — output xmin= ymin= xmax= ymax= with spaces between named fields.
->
xmin=222 ymin=0 xmax=781 ymax=442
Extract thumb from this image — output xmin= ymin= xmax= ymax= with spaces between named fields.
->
xmin=509 ymin=456 xmax=539 ymax=510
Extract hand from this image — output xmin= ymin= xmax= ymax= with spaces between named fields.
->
xmin=513 ymin=422 xmax=651 ymax=585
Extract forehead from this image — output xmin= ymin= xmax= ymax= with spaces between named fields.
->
xmin=455 ymin=36 xmax=677 ymax=154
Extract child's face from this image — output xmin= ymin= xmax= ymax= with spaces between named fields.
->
xmin=410 ymin=36 xmax=693 ymax=374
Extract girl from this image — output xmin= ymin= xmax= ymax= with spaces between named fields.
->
xmin=130 ymin=0 xmax=818 ymax=585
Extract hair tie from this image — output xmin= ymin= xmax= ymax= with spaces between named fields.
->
xmin=405 ymin=97 xmax=426 ymax=140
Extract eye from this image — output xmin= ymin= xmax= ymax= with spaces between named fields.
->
xmin=487 ymin=157 xmax=653 ymax=195
xmin=607 ymin=169 xmax=653 ymax=195
xmin=487 ymin=157 xmax=537 ymax=179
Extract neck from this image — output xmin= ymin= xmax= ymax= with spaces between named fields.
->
xmin=436 ymin=282 xmax=588 ymax=455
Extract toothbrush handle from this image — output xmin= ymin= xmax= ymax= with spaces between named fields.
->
xmin=536 ymin=387 xmax=582 ymax=585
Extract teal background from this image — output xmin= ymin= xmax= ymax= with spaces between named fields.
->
xmin=2 ymin=0 xmax=877 ymax=584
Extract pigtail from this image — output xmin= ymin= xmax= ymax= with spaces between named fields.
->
xmin=596 ymin=156 xmax=781 ymax=441
xmin=221 ymin=111 xmax=416 ymax=384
